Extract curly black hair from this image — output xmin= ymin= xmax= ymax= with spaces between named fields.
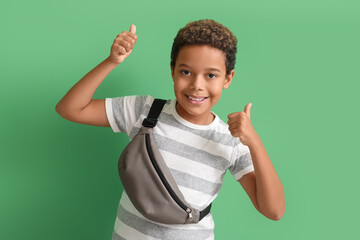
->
xmin=170 ymin=19 xmax=238 ymax=76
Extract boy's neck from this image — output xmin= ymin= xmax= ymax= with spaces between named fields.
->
xmin=175 ymin=101 xmax=215 ymax=126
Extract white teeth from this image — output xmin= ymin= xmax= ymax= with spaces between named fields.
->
xmin=188 ymin=96 xmax=205 ymax=101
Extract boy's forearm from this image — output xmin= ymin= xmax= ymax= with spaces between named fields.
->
xmin=248 ymin=138 xmax=285 ymax=220
xmin=55 ymin=57 xmax=119 ymax=114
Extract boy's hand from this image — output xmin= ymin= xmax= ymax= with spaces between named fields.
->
xmin=108 ymin=24 xmax=138 ymax=65
xmin=227 ymin=103 xmax=260 ymax=147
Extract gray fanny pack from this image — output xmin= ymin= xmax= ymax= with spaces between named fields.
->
xmin=118 ymin=98 xmax=212 ymax=224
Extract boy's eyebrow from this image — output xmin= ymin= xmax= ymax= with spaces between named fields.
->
xmin=178 ymin=63 xmax=221 ymax=72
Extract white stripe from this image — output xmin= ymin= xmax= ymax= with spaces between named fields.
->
xmin=233 ymin=165 xmax=255 ymax=181
xmin=159 ymin=150 xmax=225 ymax=184
xmin=215 ymin=123 xmax=232 ymax=134
xmin=238 ymin=145 xmax=251 ymax=156
xmin=178 ymin=186 xmax=214 ymax=206
xmin=204 ymin=231 xmax=215 ymax=240
xmin=113 ymin=216 xmax=162 ymax=240
xmin=105 ymin=98 xmax=120 ymax=132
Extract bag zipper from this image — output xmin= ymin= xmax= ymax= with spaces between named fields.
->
xmin=145 ymin=133 xmax=193 ymax=222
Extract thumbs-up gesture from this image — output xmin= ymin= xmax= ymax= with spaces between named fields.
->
xmin=108 ymin=24 xmax=138 ymax=65
xmin=227 ymin=103 xmax=259 ymax=147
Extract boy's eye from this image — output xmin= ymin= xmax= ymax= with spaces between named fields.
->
xmin=208 ymin=73 xmax=217 ymax=79
xmin=181 ymin=70 xmax=191 ymax=76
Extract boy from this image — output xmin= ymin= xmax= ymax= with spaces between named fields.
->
xmin=56 ymin=19 xmax=285 ymax=240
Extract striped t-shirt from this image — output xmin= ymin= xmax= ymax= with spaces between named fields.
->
xmin=105 ymin=95 xmax=254 ymax=240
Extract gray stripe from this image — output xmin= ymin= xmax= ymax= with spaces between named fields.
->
xmin=169 ymin=168 xmax=223 ymax=196
xmin=116 ymin=203 xmax=212 ymax=240
xmin=228 ymin=152 xmax=253 ymax=176
xmin=134 ymin=95 xmax=148 ymax=125
xmin=111 ymin=95 xmax=150 ymax=135
xmin=112 ymin=97 xmax=127 ymax=133
xmin=154 ymin=134 xmax=230 ymax=170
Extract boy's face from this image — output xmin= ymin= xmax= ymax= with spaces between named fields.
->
xmin=170 ymin=44 xmax=234 ymax=125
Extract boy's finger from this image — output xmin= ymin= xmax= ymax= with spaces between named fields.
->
xmin=116 ymin=35 xmax=136 ymax=45
xmin=130 ymin=24 xmax=136 ymax=34
xmin=117 ymin=31 xmax=135 ymax=40
xmin=123 ymin=26 xmax=137 ymax=41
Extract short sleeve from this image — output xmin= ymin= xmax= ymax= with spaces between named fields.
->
xmin=228 ymin=143 xmax=255 ymax=181
xmin=105 ymin=95 xmax=152 ymax=135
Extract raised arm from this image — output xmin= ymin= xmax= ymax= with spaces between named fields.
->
xmin=55 ymin=24 xmax=138 ymax=127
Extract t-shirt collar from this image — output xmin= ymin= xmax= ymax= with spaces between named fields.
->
xmin=170 ymin=99 xmax=219 ymax=130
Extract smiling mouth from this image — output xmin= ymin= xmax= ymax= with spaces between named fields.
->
xmin=185 ymin=94 xmax=208 ymax=102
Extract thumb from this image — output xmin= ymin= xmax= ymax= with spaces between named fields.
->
xmin=130 ymin=24 xmax=136 ymax=34
xmin=244 ymin=103 xmax=252 ymax=120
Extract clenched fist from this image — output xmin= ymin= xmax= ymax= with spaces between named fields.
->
xmin=227 ymin=103 xmax=260 ymax=147
xmin=108 ymin=24 xmax=138 ymax=65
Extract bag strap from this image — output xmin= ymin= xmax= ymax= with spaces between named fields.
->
xmin=142 ymin=98 xmax=167 ymax=128
xmin=200 ymin=203 xmax=212 ymax=221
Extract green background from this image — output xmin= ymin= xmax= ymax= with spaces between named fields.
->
xmin=1 ymin=0 xmax=359 ymax=239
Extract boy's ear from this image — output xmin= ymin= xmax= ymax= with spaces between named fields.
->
xmin=170 ymin=64 xmax=174 ymax=80
xmin=223 ymin=70 xmax=235 ymax=89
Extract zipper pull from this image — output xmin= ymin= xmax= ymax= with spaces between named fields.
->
xmin=186 ymin=208 xmax=193 ymax=222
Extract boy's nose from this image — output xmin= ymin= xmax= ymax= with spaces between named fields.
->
xmin=189 ymin=76 xmax=205 ymax=91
